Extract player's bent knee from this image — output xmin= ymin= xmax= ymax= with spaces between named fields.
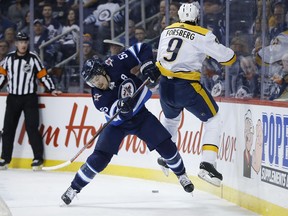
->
xmin=155 ymin=139 xmax=178 ymax=159
xmin=86 ymin=150 xmax=113 ymax=173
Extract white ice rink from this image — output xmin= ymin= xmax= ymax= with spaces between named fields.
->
xmin=0 ymin=169 xmax=258 ymax=216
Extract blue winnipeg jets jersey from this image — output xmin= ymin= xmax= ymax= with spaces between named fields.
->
xmin=91 ymin=43 xmax=153 ymax=125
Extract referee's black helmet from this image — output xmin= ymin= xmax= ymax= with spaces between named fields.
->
xmin=16 ymin=32 xmax=29 ymax=41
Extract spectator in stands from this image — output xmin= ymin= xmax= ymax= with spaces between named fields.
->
xmin=148 ymin=14 xmax=169 ymax=52
xmin=129 ymin=0 xmax=158 ymax=23
xmin=169 ymin=2 xmax=180 ymax=24
xmin=72 ymin=34 xmax=104 ymax=68
xmin=269 ymin=1 xmax=287 ymax=40
xmin=40 ymin=3 xmax=63 ymax=66
xmin=103 ymin=38 xmax=125 ymax=56
xmin=52 ymin=0 xmax=71 ymax=26
xmin=17 ymin=11 xmax=30 ymax=36
xmin=269 ymin=52 xmax=288 ymax=100
xmin=119 ymin=19 xmax=137 ymax=47
xmin=228 ymin=36 xmax=250 ymax=97
xmin=7 ymin=0 xmax=29 ymax=29
xmin=161 ymin=15 xmax=168 ymax=30
xmin=71 ymin=0 xmax=100 ymax=18
xmin=201 ymin=57 xmax=224 ymax=94
xmin=0 ymin=10 xmax=17 ymax=39
xmin=0 ymin=0 xmax=11 ymax=16
xmin=34 ymin=0 xmax=47 ymax=19
xmin=135 ymin=27 xmax=149 ymax=43
xmin=83 ymin=0 xmax=123 ymax=54
xmin=33 ymin=19 xmax=58 ymax=70
xmin=59 ymin=8 xmax=80 ymax=60
xmin=4 ymin=27 xmax=16 ymax=52
xmin=249 ymin=16 xmax=264 ymax=43
xmin=41 ymin=3 xmax=62 ymax=38
xmin=146 ymin=0 xmax=166 ymax=39
xmin=203 ymin=0 xmax=226 ymax=45
xmin=69 ymin=35 xmax=104 ymax=92
xmin=238 ymin=56 xmax=260 ymax=98
xmin=252 ymin=35 xmax=267 ymax=64
xmin=83 ymin=34 xmax=104 ymax=61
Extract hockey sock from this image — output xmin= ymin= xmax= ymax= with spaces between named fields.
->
xmin=156 ymin=139 xmax=185 ymax=176
xmin=202 ymin=144 xmax=218 ymax=165
xmin=71 ymin=150 xmax=113 ymax=192
xmin=71 ymin=163 xmax=97 ymax=192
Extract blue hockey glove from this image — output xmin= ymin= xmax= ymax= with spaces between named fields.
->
xmin=117 ymin=97 xmax=135 ymax=115
xmin=140 ymin=60 xmax=160 ymax=83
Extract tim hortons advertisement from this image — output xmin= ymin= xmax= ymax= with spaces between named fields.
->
xmin=0 ymin=95 xmax=287 ymax=210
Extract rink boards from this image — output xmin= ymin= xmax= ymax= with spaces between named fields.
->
xmin=0 ymin=93 xmax=287 ymax=216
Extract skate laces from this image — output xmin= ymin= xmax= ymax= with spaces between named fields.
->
xmin=65 ymin=187 xmax=77 ymax=200
xmin=178 ymin=174 xmax=191 ymax=187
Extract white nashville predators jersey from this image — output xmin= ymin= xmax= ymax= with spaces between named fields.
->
xmin=156 ymin=22 xmax=236 ymax=79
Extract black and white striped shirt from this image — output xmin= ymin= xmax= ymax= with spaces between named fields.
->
xmin=0 ymin=51 xmax=55 ymax=95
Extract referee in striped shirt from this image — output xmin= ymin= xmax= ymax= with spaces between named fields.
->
xmin=0 ymin=32 xmax=60 ymax=170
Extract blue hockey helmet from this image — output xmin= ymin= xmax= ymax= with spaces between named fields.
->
xmin=81 ymin=58 xmax=106 ymax=87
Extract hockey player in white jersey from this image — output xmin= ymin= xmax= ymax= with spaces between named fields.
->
xmin=156 ymin=3 xmax=236 ymax=187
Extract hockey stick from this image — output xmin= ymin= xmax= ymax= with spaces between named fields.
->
xmin=42 ymin=78 xmax=150 ymax=171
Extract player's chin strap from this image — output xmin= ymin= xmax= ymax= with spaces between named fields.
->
xmin=42 ymin=77 xmax=151 ymax=171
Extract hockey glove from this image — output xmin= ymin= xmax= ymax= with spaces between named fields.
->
xmin=117 ymin=96 xmax=136 ymax=116
xmin=140 ymin=60 xmax=160 ymax=83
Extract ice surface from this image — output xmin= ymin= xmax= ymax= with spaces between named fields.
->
xmin=0 ymin=169 xmax=258 ymax=216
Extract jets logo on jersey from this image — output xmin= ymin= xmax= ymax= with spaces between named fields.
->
xmin=105 ymin=57 xmax=114 ymax=67
xmin=93 ymin=93 xmax=102 ymax=101
xmin=118 ymin=78 xmax=136 ymax=98
xmin=98 ymin=9 xmax=112 ymax=22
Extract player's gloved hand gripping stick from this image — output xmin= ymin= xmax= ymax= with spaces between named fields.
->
xmin=42 ymin=77 xmax=150 ymax=171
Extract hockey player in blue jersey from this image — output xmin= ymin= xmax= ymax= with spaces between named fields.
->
xmin=61 ymin=43 xmax=194 ymax=205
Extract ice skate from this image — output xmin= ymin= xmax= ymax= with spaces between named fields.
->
xmin=31 ymin=159 xmax=43 ymax=171
xmin=178 ymin=173 xmax=194 ymax=193
xmin=198 ymin=162 xmax=223 ymax=187
xmin=61 ymin=186 xmax=78 ymax=205
xmin=157 ymin=157 xmax=169 ymax=176
xmin=0 ymin=159 xmax=8 ymax=170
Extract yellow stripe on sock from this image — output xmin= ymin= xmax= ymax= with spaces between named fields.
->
xmin=202 ymin=144 xmax=218 ymax=152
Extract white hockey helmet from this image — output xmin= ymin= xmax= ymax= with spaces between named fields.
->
xmin=178 ymin=3 xmax=199 ymax=23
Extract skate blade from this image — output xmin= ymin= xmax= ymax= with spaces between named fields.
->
xmin=32 ymin=165 xmax=43 ymax=171
xmin=59 ymin=200 xmax=69 ymax=207
xmin=159 ymin=165 xmax=169 ymax=177
xmin=198 ymin=170 xmax=221 ymax=187
xmin=0 ymin=165 xmax=8 ymax=170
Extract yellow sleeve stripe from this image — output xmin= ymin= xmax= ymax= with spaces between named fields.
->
xmin=37 ymin=68 xmax=48 ymax=79
xmin=202 ymin=144 xmax=218 ymax=152
xmin=191 ymin=82 xmax=217 ymax=115
xmin=220 ymin=54 xmax=237 ymax=66
xmin=0 ymin=66 xmax=7 ymax=75
xmin=156 ymin=62 xmax=201 ymax=81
